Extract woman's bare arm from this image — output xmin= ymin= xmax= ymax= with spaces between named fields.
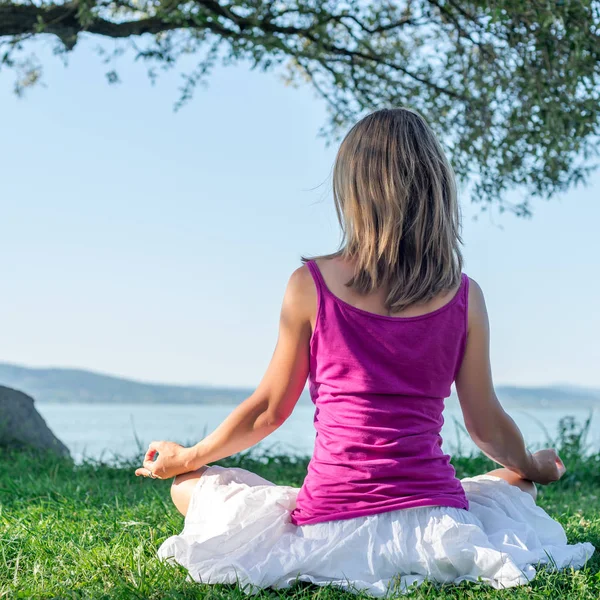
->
xmin=136 ymin=265 xmax=314 ymax=479
xmin=455 ymin=279 xmax=563 ymax=484
xmin=186 ymin=265 xmax=313 ymax=467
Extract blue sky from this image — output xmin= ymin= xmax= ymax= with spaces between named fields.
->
xmin=1 ymin=39 xmax=599 ymax=388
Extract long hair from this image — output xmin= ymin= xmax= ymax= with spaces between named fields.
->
xmin=304 ymin=107 xmax=463 ymax=312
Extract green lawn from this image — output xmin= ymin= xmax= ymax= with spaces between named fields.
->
xmin=1 ymin=418 xmax=599 ymax=599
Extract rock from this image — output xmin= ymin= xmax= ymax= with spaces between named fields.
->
xmin=0 ymin=385 xmax=71 ymax=457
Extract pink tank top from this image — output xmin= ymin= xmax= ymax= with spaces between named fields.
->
xmin=290 ymin=260 xmax=470 ymax=526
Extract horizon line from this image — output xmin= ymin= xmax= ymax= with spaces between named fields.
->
xmin=0 ymin=360 xmax=597 ymax=394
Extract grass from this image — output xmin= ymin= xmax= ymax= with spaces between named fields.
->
xmin=0 ymin=416 xmax=599 ymax=599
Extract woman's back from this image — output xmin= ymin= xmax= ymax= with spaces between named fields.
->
xmin=156 ymin=108 xmax=593 ymax=596
xmin=290 ymin=257 xmax=470 ymax=526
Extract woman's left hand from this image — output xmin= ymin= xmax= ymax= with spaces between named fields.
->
xmin=135 ymin=440 xmax=197 ymax=480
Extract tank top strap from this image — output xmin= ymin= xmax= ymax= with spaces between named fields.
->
xmin=306 ymin=260 xmax=470 ymax=326
xmin=460 ymin=272 xmax=470 ymax=327
xmin=305 ymin=260 xmax=327 ymax=304
xmin=452 ymin=272 xmax=470 ymax=379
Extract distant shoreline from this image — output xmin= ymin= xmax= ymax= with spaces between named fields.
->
xmin=1 ymin=362 xmax=599 ymax=408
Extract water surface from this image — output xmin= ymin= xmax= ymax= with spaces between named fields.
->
xmin=36 ymin=401 xmax=598 ymax=465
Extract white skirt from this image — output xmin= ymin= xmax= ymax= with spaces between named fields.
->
xmin=157 ymin=465 xmax=595 ymax=597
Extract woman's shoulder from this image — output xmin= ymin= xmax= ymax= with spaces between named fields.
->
xmin=288 ymin=262 xmax=317 ymax=291
xmin=465 ymin=276 xmax=490 ymax=333
xmin=466 ymin=276 xmax=485 ymax=309
xmin=294 ymin=255 xmax=349 ymax=292
xmin=281 ymin=263 xmax=318 ymax=319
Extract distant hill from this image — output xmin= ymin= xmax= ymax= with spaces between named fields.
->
xmin=0 ymin=363 xmax=255 ymax=405
xmin=0 ymin=362 xmax=598 ymax=408
xmin=480 ymin=385 xmax=600 ymax=409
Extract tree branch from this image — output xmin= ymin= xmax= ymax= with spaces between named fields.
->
xmin=0 ymin=4 xmax=180 ymax=38
xmin=0 ymin=0 xmax=470 ymax=103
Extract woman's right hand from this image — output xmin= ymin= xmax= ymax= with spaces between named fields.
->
xmin=527 ymin=449 xmax=566 ymax=484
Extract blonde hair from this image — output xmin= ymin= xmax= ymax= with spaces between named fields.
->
xmin=305 ymin=107 xmax=463 ymax=312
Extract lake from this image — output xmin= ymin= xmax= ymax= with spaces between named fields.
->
xmin=36 ymin=401 xmax=599 ymax=465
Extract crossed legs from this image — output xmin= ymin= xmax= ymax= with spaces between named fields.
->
xmin=483 ymin=467 xmax=538 ymax=501
xmin=169 ymin=465 xmax=537 ymax=518
xmin=170 ymin=466 xmax=208 ymax=516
